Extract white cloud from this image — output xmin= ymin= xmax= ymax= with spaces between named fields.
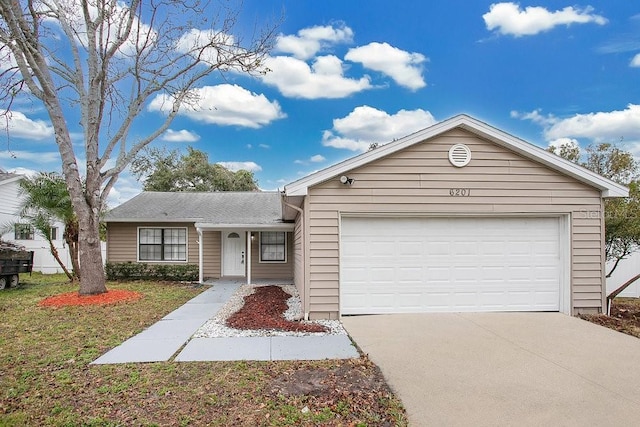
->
xmin=161 ymin=129 xmax=200 ymax=143
xmin=148 ymin=84 xmax=286 ymax=128
xmin=510 ymin=109 xmax=556 ymax=126
xmin=0 ymin=150 xmax=60 ymax=163
xmin=0 ymin=110 xmax=54 ymax=140
xmin=105 ymin=171 xmax=142 ymax=208
xmin=275 ymin=24 xmax=354 ymax=60
xmin=262 ymin=55 xmax=372 ymax=99
xmin=0 ymin=45 xmax=18 ymax=72
xmin=544 ymin=104 xmax=640 ymax=142
xmin=294 ymin=154 xmax=326 ymax=165
xmin=548 ymin=137 xmax=580 ymax=151
xmin=631 ymin=53 xmax=640 ymax=68
xmin=217 ymin=161 xmax=262 ymax=172
xmin=259 ymin=144 xmax=270 ymax=149
xmin=345 ymin=42 xmax=427 ymax=90
xmin=483 ymin=2 xmax=607 ymax=37
xmin=175 ymin=28 xmax=247 ymax=70
xmin=322 ymin=105 xmax=436 ymax=152
xmin=44 ymin=0 xmax=157 ymax=57
xmin=514 ymin=104 xmax=640 ymax=144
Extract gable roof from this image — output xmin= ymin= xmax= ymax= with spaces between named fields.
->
xmin=284 ymin=114 xmax=628 ymax=198
xmin=0 ymin=172 xmax=23 ymax=186
xmin=105 ymin=191 xmax=288 ymax=227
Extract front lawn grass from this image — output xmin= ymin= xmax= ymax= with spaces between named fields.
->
xmin=0 ymin=273 xmax=406 ymax=426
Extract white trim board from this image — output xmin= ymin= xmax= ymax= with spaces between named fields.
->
xmin=285 ymin=114 xmax=628 ymax=198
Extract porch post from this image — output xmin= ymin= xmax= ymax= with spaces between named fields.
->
xmin=197 ymin=227 xmax=203 ymax=284
xmin=246 ymin=230 xmax=252 ymax=285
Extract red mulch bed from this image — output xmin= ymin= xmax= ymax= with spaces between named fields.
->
xmin=226 ymin=285 xmax=327 ymax=333
xmin=39 ymin=289 xmax=142 ymax=307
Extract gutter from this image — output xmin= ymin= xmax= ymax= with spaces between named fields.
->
xmin=282 ymin=197 xmax=308 ymax=321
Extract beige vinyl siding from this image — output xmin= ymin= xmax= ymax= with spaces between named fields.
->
xmin=106 ymin=222 xmax=200 ymax=266
xmin=304 ymin=128 xmax=604 ymax=319
xmin=250 ymin=232 xmax=294 ymax=280
xmin=202 ymin=230 xmax=221 ymax=279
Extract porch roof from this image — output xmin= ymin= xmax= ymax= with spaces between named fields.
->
xmin=105 ymin=191 xmax=290 ymax=227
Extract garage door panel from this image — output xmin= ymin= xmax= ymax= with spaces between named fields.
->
xmin=340 ymin=217 xmax=562 ymax=314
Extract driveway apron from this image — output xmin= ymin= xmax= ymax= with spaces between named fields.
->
xmin=342 ymin=312 xmax=640 ymax=426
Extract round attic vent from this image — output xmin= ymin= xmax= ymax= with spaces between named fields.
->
xmin=448 ymin=144 xmax=472 ymax=167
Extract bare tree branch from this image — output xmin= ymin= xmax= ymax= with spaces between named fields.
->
xmin=0 ymin=0 xmax=278 ymax=294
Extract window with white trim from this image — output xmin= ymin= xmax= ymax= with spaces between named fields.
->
xmin=139 ymin=228 xmax=187 ymax=261
xmin=260 ymin=231 xmax=286 ymax=262
xmin=15 ymin=224 xmax=34 ymax=240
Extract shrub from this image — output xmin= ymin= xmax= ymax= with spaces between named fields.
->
xmin=106 ymin=262 xmax=198 ymax=281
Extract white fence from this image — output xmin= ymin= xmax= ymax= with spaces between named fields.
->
xmin=606 ymin=253 xmax=640 ymax=298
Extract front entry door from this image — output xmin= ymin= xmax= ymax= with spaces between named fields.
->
xmin=223 ymin=231 xmax=246 ymax=276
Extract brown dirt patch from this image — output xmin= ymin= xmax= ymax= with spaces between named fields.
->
xmin=38 ymin=289 xmax=142 ymax=307
xmin=226 ymin=285 xmax=327 ymax=333
xmin=269 ymin=357 xmax=400 ymax=426
xmin=580 ymin=298 xmax=640 ymax=338
xmin=271 ymin=358 xmax=383 ymax=398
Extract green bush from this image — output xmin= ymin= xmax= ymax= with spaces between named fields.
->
xmin=106 ymin=262 xmax=198 ymax=281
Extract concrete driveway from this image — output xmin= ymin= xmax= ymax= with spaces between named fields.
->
xmin=342 ymin=313 xmax=640 ymax=426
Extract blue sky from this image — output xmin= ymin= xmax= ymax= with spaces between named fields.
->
xmin=1 ymin=1 xmax=640 ymax=206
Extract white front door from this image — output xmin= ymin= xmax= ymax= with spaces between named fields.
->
xmin=223 ymin=231 xmax=246 ymax=276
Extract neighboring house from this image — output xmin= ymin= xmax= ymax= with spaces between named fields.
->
xmin=105 ymin=114 xmax=628 ymax=320
xmin=0 ymin=171 xmax=73 ymax=274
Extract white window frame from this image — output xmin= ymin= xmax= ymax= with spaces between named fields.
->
xmin=137 ymin=227 xmax=188 ymax=262
xmin=259 ymin=231 xmax=287 ymax=263
xmin=14 ymin=223 xmax=34 ymax=240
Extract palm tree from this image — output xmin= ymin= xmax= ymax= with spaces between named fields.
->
xmin=19 ymin=172 xmax=80 ymax=280
xmin=18 ymin=209 xmax=74 ymax=281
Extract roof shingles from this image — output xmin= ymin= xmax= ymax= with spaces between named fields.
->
xmin=105 ymin=192 xmax=285 ymax=225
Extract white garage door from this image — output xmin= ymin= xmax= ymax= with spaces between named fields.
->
xmin=340 ymin=217 xmax=562 ymax=314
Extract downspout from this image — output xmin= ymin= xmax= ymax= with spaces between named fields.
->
xmin=197 ymin=227 xmax=203 ymax=284
xmin=282 ymin=198 xmax=308 ymax=321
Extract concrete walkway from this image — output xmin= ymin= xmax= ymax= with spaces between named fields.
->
xmin=92 ymin=281 xmax=358 ymax=364
xmin=343 ymin=312 xmax=640 ymax=426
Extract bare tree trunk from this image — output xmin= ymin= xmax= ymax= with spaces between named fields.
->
xmin=607 ymin=273 xmax=640 ymax=313
xmin=68 ymin=240 xmax=81 ymax=280
xmin=64 ymin=219 xmax=81 ymax=280
xmin=77 ymin=205 xmax=106 ymax=295
xmin=47 ymin=238 xmax=74 ymax=281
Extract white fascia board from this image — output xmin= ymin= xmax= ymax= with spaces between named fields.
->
xmin=285 ymin=118 xmax=458 ymax=196
xmin=194 ymin=222 xmax=295 ymax=231
xmin=285 ymin=114 xmax=628 ymax=198
xmin=456 ymin=118 xmax=629 ymax=198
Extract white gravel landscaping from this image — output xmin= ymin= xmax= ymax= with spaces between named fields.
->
xmin=193 ymin=284 xmax=347 ymax=338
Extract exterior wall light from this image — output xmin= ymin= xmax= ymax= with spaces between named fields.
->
xmin=340 ymin=175 xmax=355 ymax=185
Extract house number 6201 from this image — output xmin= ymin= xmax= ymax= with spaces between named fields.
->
xmin=449 ymin=188 xmax=470 ymax=196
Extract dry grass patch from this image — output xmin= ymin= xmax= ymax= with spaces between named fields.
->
xmin=0 ymin=274 xmax=406 ymax=426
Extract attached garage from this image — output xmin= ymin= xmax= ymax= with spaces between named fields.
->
xmin=283 ymin=115 xmax=628 ymax=320
xmin=340 ymin=216 xmax=568 ymax=314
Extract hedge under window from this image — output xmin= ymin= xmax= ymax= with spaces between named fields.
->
xmin=139 ymin=228 xmax=187 ymax=261
xmin=260 ymin=231 xmax=286 ymax=262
